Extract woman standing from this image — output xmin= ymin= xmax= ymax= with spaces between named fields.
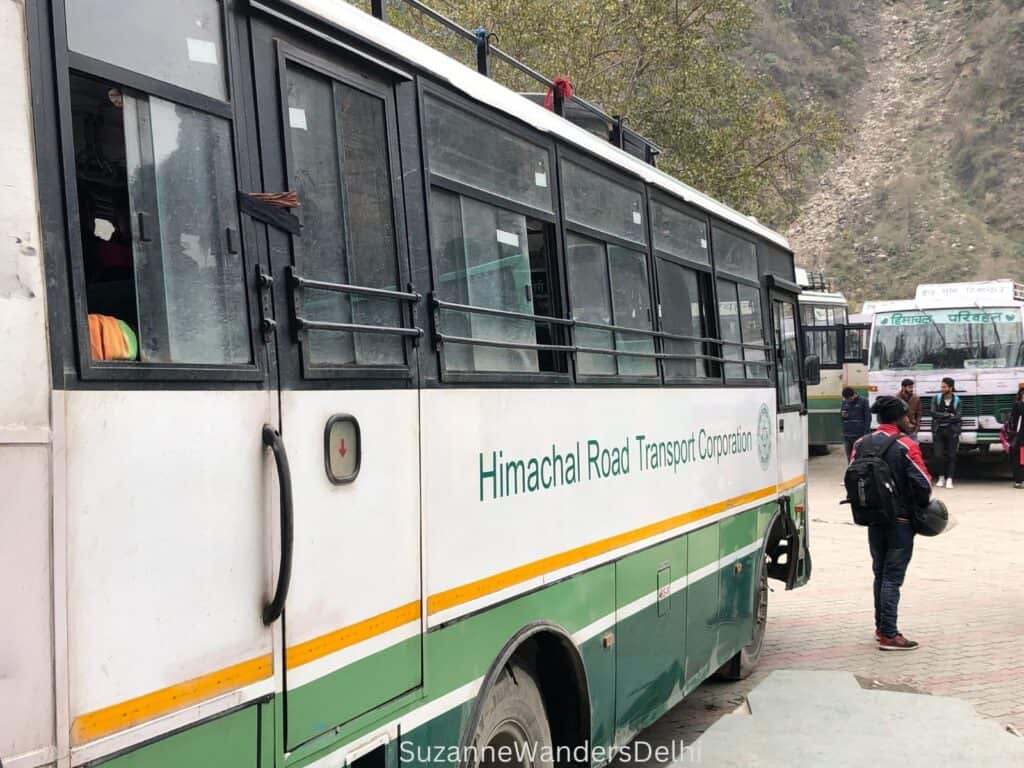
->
xmin=931 ymin=377 xmax=962 ymax=489
xmin=1007 ymin=387 xmax=1024 ymax=489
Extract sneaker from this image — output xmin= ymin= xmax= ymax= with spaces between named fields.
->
xmin=945 ymin=478 xmax=954 ymax=489
xmin=1014 ymin=483 xmax=1022 ymax=489
xmin=878 ymin=633 xmax=919 ymax=651
xmin=874 ymin=627 xmax=881 ymax=642
xmin=936 ymin=475 xmax=946 ymax=487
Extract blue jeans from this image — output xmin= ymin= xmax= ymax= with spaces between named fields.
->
xmin=868 ymin=521 xmax=915 ymax=638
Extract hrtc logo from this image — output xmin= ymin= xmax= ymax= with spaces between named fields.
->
xmin=757 ymin=404 xmax=772 ymax=471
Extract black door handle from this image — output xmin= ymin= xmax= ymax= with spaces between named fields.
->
xmin=262 ymin=424 xmax=294 ymax=625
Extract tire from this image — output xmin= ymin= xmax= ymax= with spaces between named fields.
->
xmin=715 ymin=556 xmax=769 ymax=681
xmin=467 ymin=659 xmax=554 ymax=768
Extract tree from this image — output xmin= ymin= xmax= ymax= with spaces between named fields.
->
xmin=386 ymin=0 xmax=844 ymax=227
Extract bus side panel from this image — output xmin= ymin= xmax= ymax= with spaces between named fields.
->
xmin=90 ymin=704 xmax=261 ymax=768
xmin=613 ymin=538 xmax=686 ymax=743
xmin=807 ymin=369 xmax=844 ymax=446
xmin=682 ymin=524 xmax=719 ymax=694
xmin=715 ymin=508 xmax=758 ymax=664
xmin=1 ymin=0 xmax=56 ymax=765
xmin=0 ymin=447 xmax=55 ymax=765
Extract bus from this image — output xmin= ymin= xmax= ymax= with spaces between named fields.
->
xmin=795 ymin=269 xmax=869 ymax=450
xmin=1 ymin=2 xmax=817 ymax=768
xmin=867 ymin=280 xmax=1024 ymax=454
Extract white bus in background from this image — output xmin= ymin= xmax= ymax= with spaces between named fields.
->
xmin=866 ymin=280 xmax=1024 ymax=454
xmin=795 ymin=269 xmax=869 ymax=450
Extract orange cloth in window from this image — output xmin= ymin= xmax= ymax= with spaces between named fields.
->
xmin=88 ymin=313 xmax=133 ymax=361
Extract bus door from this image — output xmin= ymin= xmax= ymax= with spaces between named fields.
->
xmin=842 ymin=322 xmax=871 ymax=389
xmin=770 ymin=289 xmax=807 ymax=587
xmin=251 ymin=20 xmax=424 ymax=750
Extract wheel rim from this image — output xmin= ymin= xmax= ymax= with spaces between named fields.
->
xmin=480 ymin=720 xmax=532 ymax=768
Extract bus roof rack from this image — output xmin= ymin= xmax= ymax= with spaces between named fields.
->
xmin=367 ymin=0 xmax=662 ymax=166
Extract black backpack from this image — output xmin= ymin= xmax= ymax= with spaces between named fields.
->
xmin=842 ymin=432 xmax=904 ymax=526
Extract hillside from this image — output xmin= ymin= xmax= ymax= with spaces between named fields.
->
xmin=773 ymin=0 xmax=1024 ymax=308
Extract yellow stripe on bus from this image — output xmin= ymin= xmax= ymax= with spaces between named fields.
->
xmin=427 ymin=474 xmax=806 ymax=615
xmin=286 ymin=600 xmax=421 ymax=670
xmin=71 ymin=654 xmax=272 ymax=745
xmin=71 ymin=474 xmax=806 ymax=745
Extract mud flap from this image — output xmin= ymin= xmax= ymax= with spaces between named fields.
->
xmin=766 ymin=496 xmax=801 ymax=589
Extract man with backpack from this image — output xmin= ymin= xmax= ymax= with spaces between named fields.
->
xmin=847 ymin=396 xmax=932 ymax=651
xmin=931 ymin=377 xmax=962 ymax=488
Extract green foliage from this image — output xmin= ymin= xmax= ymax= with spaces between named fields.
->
xmin=384 ymin=0 xmax=844 ymax=227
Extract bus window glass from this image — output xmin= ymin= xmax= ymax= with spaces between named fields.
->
xmin=608 ymin=246 xmax=656 ymax=376
xmin=432 ymin=190 xmax=549 ymax=373
xmin=804 ymin=327 xmax=838 ymax=365
xmin=775 ymin=300 xmax=802 ymax=408
xmin=651 ymin=203 xmax=708 ymax=264
xmin=717 ymin=280 xmax=744 ymax=379
xmin=424 ymin=95 xmax=552 ymax=212
xmin=712 ymin=228 xmax=757 ymax=280
xmin=561 ymin=161 xmax=646 ymax=244
xmin=657 ymin=259 xmax=710 ymax=378
xmin=869 ymin=309 xmax=1024 ymax=370
xmin=286 ymin=64 xmax=403 ymax=367
xmin=66 ymin=0 xmax=228 ymax=101
xmin=71 ymin=73 xmax=249 ymax=365
xmin=738 ymin=284 xmax=767 ymax=377
xmin=844 ymin=327 xmax=864 ymax=361
xmin=566 ymin=233 xmax=615 ymax=376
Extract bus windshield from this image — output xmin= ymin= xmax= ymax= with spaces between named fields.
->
xmin=870 ymin=308 xmax=1024 ymax=370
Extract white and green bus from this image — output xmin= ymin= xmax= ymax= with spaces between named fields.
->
xmin=866 ymin=280 xmax=1024 ymax=454
xmin=795 ymin=270 xmax=868 ymax=450
xmin=1 ymin=2 xmax=817 ymax=768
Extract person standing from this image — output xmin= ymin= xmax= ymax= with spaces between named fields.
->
xmin=931 ymin=377 xmax=962 ymax=489
xmin=840 ymin=386 xmax=871 ymax=461
xmin=850 ymin=396 xmax=932 ymax=651
xmin=1007 ymin=386 xmax=1024 ymax=489
xmin=897 ymin=378 xmax=922 ymax=440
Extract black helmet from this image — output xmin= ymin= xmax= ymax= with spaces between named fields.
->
xmin=914 ymin=499 xmax=949 ymax=537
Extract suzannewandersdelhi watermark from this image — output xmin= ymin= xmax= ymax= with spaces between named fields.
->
xmin=399 ymin=740 xmax=702 ymax=765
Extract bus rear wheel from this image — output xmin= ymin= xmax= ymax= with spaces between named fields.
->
xmin=715 ymin=556 xmax=769 ymax=681
xmin=470 ymin=659 xmax=554 ymax=768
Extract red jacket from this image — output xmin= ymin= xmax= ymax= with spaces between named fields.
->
xmin=851 ymin=424 xmax=932 ymax=515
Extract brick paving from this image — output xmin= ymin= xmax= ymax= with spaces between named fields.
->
xmin=636 ymin=449 xmax=1024 ymax=755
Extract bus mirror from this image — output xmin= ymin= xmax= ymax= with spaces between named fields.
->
xmin=804 ymin=354 xmax=821 ymax=386
xmin=860 ymin=349 xmax=869 ymax=366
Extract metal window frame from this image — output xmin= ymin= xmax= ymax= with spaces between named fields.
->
xmin=49 ymin=0 xmax=266 ymax=384
xmin=274 ymin=40 xmax=418 ymax=382
xmin=418 ymin=80 xmax=574 ymax=384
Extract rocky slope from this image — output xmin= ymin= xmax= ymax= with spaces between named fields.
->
xmin=774 ymin=0 xmax=1024 ymax=307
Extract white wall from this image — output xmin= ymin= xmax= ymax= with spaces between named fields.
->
xmin=0 ymin=1 xmax=56 ymax=766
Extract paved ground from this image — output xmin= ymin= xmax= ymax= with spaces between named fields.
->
xmin=631 ymin=448 xmax=1024 ymax=760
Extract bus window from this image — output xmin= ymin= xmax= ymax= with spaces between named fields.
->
xmin=561 ymin=160 xmax=655 ymax=378
xmin=711 ymin=227 xmax=757 ymax=282
xmin=66 ymin=0 xmax=228 ymax=101
xmin=424 ymin=94 xmax=564 ymax=375
xmin=774 ymin=299 xmax=803 ymax=409
xmin=431 ymin=191 xmax=548 ymax=373
xmin=561 ymin=161 xmax=646 ymax=245
xmin=69 ymin=73 xmax=249 ymax=365
xmin=285 ymin=63 xmax=404 ymax=367
xmin=650 ymin=200 xmax=716 ymax=381
xmin=717 ymin=280 xmax=767 ymax=380
xmin=656 ymin=259 xmax=715 ymax=380
xmin=652 ymin=203 xmax=709 ymax=265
